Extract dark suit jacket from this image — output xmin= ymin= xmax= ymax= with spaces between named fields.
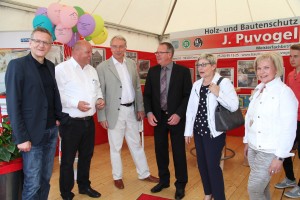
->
xmin=5 ymin=53 xmax=66 ymax=145
xmin=143 ymin=63 xmax=192 ymax=124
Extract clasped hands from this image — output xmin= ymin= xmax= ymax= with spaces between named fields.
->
xmin=78 ymin=99 xmax=105 ymax=112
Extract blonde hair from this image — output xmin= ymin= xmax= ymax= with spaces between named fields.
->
xmin=253 ymin=52 xmax=284 ymax=77
xmin=196 ymin=53 xmax=217 ymax=65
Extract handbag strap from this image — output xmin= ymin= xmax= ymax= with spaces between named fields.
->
xmin=216 ymin=76 xmax=224 ymax=106
xmin=216 ymin=76 xmax=224 ymax=86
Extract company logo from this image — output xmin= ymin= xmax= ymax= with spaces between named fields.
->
xmin=182 ymin=40 xmax=191 ymax=49
xmin=194 ymin=38 xmax=203 ymax=48
xmin=171 ymin=40 xmax=179 ymax=49
xmin=21 ymin=38 xmax=30 ymax=43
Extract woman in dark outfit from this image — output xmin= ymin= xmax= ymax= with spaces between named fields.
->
xmin=184 ymin=54 xmax=239 ymax=200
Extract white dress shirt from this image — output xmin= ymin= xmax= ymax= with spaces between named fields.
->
xmin=55 ymin=57 xmax=103 ymax=117
xmin=112 ymin=56 xmax=135 ymax=104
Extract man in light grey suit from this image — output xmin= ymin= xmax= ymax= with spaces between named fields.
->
xmin=96 ymin=35 xmax=159 ymax=189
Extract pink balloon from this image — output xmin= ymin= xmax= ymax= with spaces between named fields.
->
xmin=77 ymin=14 xmax=95 ymax=37
xmin=55 ymin=23 xmax=73 ymax=44
xmin=67 ymin=32 xmax=80 ymax=47
xmin=35 ymin=7 xmax=48 ymax=16
xmin=48 ymin=3 xmax=62 ymax=25
xmin=60 ymin=6 xmax=78 ymax=28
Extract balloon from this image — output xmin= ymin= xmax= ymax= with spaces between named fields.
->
xmin=67 ymin=32 xmax=80 ymax=47
xmin=72 ymin=25 xmax=78 ymax=33
xmin=85 ymin=36 xmax=92 ymax=41
xmin=89 ymin=14 xmax=104 ymax=38
xmin=77 ymin=14 xmax=95 ymax=37
xmin=92 ymin=27 xmax=108 ymax=45
xmin=74 ymin=6 xmax=84 ymax=17
xmin=60 ymin=6 xmax=78 ymax=28
xmin=48 ymin=3 xmax=62 ymax=25
xmin=55 ymin=23 xmax=73 ymax=44
xmin=33 ymin=15 xmax=54 ymax=34
xmin=35 ymin=7 xmax=48 ymax=16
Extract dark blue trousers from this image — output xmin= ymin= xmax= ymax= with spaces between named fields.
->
xmin=194 ymin=132 xmax=226 ymax=200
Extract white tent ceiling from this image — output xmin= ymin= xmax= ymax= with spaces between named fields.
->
xmin=1 ymin=0 xmax=300 ymax=36
xmin=1 ymin=0 xmax=300 ymax=52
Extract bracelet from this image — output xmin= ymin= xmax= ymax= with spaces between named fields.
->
xmin=275 ymin=156 xmax=284 ymax=161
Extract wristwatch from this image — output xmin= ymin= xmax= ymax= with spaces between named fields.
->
xmin=275 ymin=156 xmax=284 ymax=161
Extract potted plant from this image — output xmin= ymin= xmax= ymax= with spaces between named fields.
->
xmin=0 ymin=115 xmax=23 ymax=200
xmin=0 ymin=115 xmax=21 ymax=162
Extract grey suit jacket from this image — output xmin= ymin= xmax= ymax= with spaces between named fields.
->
xmin=96 ymin=57 xmax=144 ymax=129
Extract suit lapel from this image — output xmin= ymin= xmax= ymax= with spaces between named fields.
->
xmin=169 ymin=63 xmax=177 ymax=92
xmin=108 ymin=58 xmax=121 ymax=81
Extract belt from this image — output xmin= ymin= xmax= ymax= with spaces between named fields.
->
xmin=161 ymin=110 xmax=168 ymax=115
xmin=120 ymin=102 xmax=134 ymax=107
xmin=71 ymin=116 xmax=92 ymax=121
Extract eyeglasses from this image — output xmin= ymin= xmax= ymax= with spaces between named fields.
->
xmin=196 ymin=63 xmax=211 ymax=67
xmin=31 ymin=39 xmax=52 ymax=46
xmin=154 ymin=51 xmax=170 ymax=55
xmin=111 ymin=45 xmax=126 ymax=50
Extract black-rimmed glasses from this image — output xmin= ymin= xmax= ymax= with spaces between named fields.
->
xmin=154 ymin=51 xmax=170 ymax=55
xmin=31 ymin=39 xmax=52 ymax=46
xmin=196 ymin=63 xmax=211 ymax=67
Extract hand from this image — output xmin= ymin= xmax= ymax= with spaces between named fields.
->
xmin=167 ymin=114 xmax=180 ymax=125
xmin=185 ymin=136 xmax=192 ymax=144
xmin=147 ymin=113 xmax=158 ymax=126
xmin=269 ymin=158 xmax=283 ymax=176
xmin=56 ymin=120 xmax=60 ymax=126
xmin=209 ymin=83 xmax=220 ymax=97
xmin=17 ymin=141 xmax=31 ymax=152
xmin=96 ymin=98 xmax=105 ymax=110
xmin=137 ymin=111 xmax=145 ymax=121
xmin=244 ymin=143 xmax=248 ymax=158
xmin=78 ymin=101 xmax=91 ymax=112
xmin=100 ymin=121 xmax=108 ymax=129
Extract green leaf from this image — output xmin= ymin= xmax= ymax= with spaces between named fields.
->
xmin=0 ymin=147 xmax=11 ymax=162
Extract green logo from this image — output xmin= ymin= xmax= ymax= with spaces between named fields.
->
xmin=182 ymin=40 xmax=191 ymax=49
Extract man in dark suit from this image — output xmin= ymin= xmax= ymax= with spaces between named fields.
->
xmin=143 ymin=42 xmax=192 ymax=200
xmin=5 ymin=27 xmax=68 ymax=200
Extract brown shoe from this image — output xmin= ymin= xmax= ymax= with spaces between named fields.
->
xmin=114 ymin=179 xmax=124 ymax=189
xmin=143 ymin=175 xmax=159 ymax=183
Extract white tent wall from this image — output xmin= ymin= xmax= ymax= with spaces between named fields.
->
xmin=0 ymin=6 xmax=160 ymax=52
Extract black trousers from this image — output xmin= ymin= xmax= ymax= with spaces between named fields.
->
xmin=194 ymin=132 xmax=226 ymax=200
xmin=59 ymin=117 xmax=95 ymax=198
xmin=153 ymin=111 xmax=188 ymax=189
xmin=283 ymin=121 xmax=300 ymax=186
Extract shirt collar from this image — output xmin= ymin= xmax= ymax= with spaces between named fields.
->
xmin=161 ymin=62 xmax=173 ymax=70
xmin=30 ymin=53 xmax=46 ymax=68
xmin=70 ymin=57 xmax=83 ymax=69
xmin=112 ymin=56 xmax=126 ymax=65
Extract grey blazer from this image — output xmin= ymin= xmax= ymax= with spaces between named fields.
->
xmin=96 ymin=57 xmax=144 ymax=129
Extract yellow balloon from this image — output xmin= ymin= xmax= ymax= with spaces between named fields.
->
xmin=89 ymin=14 xmax=104 ymax=38
xmin=92 ymin=27 xmax=108 ymax=44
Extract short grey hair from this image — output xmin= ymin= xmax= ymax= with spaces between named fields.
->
xmin=110 ymin=35 xmax=127 ymax=47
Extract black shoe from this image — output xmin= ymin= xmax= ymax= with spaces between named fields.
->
xmin=63 ymin=197 xmax=73 ymax=200
xmin=175 ymin=188 xmax=185 ymax=200
xmin=79 ymin=187 xmax=101 ymax=198
xmin=150 ymin=183 xmax=170 ymax=193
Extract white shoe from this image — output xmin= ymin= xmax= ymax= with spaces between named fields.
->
xmin=284 ymin=186 xmax=300 ymax=198
xmin=275 ymin=177 xmax=297 ymax=189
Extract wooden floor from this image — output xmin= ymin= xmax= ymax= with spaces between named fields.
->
xmin=49 ymin=136 xmax=299 ymax=200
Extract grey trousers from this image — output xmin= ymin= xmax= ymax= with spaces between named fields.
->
xmin=247 ymin=147 xmax=275 ymax=200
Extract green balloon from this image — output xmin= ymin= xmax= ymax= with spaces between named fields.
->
xmin=72 ymin=25 xmax=78 ymax=33
xmin=85 ymin=36 xmax=92 ymax=41
xmin=74 ymin=6 xmax=84 ymax=17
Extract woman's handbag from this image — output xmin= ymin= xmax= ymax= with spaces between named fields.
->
xmin=215 ymin=77 xmax=245 ymax=132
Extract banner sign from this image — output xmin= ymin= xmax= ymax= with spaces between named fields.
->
xmin=170 ymin=17 xmax=300 ymax=59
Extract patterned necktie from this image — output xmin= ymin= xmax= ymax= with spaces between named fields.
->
xmin=160 ymin=67 xmax=167 ymax=111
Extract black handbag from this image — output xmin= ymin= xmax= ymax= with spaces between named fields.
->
xmin=215 ymin=77 xmax=245 ymax=132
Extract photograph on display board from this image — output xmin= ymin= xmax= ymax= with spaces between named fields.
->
xmin=126 ymin=51 xmax=137 ymax=63
xmin=46 ymin=45 xmax=64 ymax=65
xmin=237 ymin=60 xmax=257 ymax=88
xmin=91 ymin=47 xmax=105 ymax=68
xmin=189 ymin=68 xmax=194 ymax=83
xmin=238 ymin=94 xmax=251 ymax=118
xmin=137 ymin=59 xmax=150 ymax=85
xmin=0 ymin=48 xmax=30 ymax=94
xmin=216 ymin=67 xmax=234 ymax=85
xmin=195 ymin=65 xmax=200 ymax=81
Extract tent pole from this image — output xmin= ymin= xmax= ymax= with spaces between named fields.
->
xmin=159 ymin=0 xmax=177 ymax=42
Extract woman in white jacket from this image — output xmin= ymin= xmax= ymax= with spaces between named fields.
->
xmin=184 ymin=54 xmax=239 ymax=200
xmin=243 ymin=52 xmax=298 ymax=200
